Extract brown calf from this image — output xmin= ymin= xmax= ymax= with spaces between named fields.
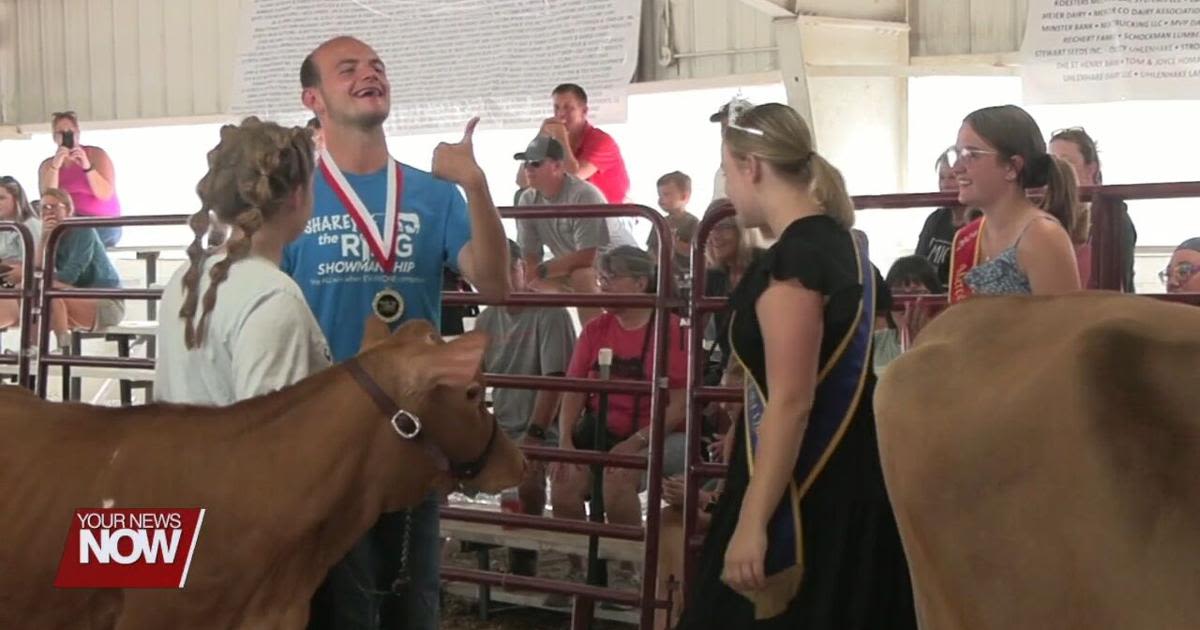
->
xmin=876 ymin=293 xmax=1200 ymax=630
xmin=0 ymin=319 xmax=525 ymax=629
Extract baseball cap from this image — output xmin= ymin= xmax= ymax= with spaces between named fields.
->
xmin=514 ymin=136 xmax=565 ymax=162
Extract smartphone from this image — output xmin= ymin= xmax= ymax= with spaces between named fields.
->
xmin=61 ymin=130 xmax=75 ymax=149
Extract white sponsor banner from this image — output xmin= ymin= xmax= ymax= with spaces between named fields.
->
xmin=232 ymin=0 xmax=640 ymax=134
xmin=1020 ymin=0 xmax=1200 ymax=104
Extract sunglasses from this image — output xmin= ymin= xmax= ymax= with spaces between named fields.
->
xmin=523 ymin=160 xmax=543 ymax=169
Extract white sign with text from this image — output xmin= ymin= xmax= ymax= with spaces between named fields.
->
xmin=232 ymin=0 xmax=640 ymax=134
xmin=1021 ymin=0 xmax=1200 ymax=104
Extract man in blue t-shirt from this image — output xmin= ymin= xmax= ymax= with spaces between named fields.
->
xmin=286 ymin=35 xmax=509 ymax=630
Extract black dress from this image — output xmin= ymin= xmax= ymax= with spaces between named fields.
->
xmin=676 ymin=216 xmax=915 ymax=630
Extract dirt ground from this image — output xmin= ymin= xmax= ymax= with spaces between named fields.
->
xmin=441 ymin=544 xmax=635 ymax=630
xmin=442 ymin=595 xmax=624 ymax=629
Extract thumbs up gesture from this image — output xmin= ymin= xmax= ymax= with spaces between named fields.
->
xmin=432 ymin=117 xmax=486 ymax=189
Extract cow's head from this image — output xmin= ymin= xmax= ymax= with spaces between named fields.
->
xmin=357 ymin=318 xmax=526 ymax=495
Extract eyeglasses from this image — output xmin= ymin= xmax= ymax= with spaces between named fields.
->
xmin=725 ymin=97 xmax=764 ymax=137
xmin=596 ymin=271 xmax=637 ymax=288
xmin=40 ymin=202 xmax=66 ymax=211
xmin=942 ymin=146 xmax=1000 ymax=169
xmin=523 ymin=160 xmax=543 ymax=169
xmin=1160 ymin=261 xmax=1198 ymax=285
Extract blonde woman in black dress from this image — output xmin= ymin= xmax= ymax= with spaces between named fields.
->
xmin=675 ymin=102 xmax=915 ymax=629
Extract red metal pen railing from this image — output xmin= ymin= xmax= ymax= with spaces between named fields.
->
xmin=438 ymin=204 xmax=678 ymax=630
xmin=34 ymin=215 xmax=187 ymax=398
xmin=24 ymin=186 xmax=1200 ymax=628
xmin=0 ymin=221 xmax=38 ymax=388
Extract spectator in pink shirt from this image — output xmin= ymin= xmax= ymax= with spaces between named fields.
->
xmin=38 ymin=111 xmax=123 ymax=247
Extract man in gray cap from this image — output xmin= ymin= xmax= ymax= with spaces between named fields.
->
xmin=515 ymin=135 xmax=637 ymax=324
xmin=1164 ymin=237 xmax=1200 ymax=293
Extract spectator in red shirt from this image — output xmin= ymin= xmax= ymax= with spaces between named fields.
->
xmin=530 ymin=83 xmax=631 ymax=204
xmin=550 ymin=245 xmax=688 ymax=586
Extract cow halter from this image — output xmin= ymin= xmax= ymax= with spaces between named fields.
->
xmin=343 ymin=357 xmax=499 ymax=481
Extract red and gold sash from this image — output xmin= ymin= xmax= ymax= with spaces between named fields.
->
xmin=948 ymin=217 xmax=984 ymax=305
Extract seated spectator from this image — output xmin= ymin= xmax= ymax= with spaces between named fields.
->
xmin=515 ymin=135 xmax=636 ymax=324
xmin=1163 ymin=238 xmax=1200 ymax=293
xmin=0 ymin=188 xmax=123 ymax=346
xmin=551 ymin=246 xmax=688 ymax=589
xmin=38 ymin=111 xmax=123 ymax=247
xmin=439 ymin=267 xmax=478 ymax=337
xmin=1049 ymin=127 xmax=1137 ymax=291
xmin=886 ymin=255 xmax=943 ymax=352
xmin=872 ymin=266 xmax=901 ymax=375
xmin=475 ymin=239 xmax=577 ymax=577
xmin=647 ymin=171 xmax=699 ymax=299
xmin=0 ymin=176 xmax=42 ymax=266
xmin=887 ymin=254 xmax=943 ymax=295
xmin=916 ymin=147 xmax=977 ymax=286
xmin=700 ymin=199 xmax=765 ymax=387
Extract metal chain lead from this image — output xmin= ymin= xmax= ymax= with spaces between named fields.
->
xmin=390 ymin=508 xmax=413 ymax=593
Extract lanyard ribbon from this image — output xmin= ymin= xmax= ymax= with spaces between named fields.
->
xmin=317 ymin=148 xmax=405 ymax=273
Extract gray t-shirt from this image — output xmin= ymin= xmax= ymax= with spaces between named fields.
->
xmin=516 ymin=174 xmax=636 ymax=261
xmin=646 ymin=211 xmax=699 ymax=270
xmin=0 ymin=217 xmax=41 ymax=261
xmin=475 ymin=305 xmax=577 ymax=440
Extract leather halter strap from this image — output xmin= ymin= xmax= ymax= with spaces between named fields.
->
xmin=344 ymin=357 xmax=498 ymax=481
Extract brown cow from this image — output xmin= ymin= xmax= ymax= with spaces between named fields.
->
xmin=0 ymin=319 xmax=526 ymax=629
xmin=876 ymin=293 xmax=1200 ymax=630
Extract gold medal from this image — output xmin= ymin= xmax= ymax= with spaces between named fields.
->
xmin=372 ymin=288 xmax=405 ymax=323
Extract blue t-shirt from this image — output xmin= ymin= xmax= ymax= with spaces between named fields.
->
xmin=283 ymin=162 xmax=471 ymax=362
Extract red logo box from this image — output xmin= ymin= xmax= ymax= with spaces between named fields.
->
xmin=55 ymin=508 xmax=206 ymax=589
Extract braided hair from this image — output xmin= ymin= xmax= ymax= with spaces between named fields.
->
xmin=179 ymin=117 xmax=314 ymax=349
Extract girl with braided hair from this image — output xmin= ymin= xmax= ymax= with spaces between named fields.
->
xmin=154 ymin=117 xmax=331 ymax=404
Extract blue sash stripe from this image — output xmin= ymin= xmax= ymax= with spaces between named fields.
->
xmin=742 ymin=236 xmax=876 ymax=581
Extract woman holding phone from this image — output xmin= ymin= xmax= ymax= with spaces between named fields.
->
xmin=38 ymin=111 xmax=123 ymax=247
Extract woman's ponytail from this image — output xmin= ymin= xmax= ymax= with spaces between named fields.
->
xmin=1040 ymin=155 xmax=1079 ymax=240
xmin=807 ymin=153 xmax=855 ymax=230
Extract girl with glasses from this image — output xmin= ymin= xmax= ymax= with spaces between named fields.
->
xmin=946 ymin=105 xmax=1082 ymax=302
xmin=0 ymin=189 xmax=123 ymax=347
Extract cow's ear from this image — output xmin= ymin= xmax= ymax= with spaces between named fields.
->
xmin=427 ymin=330 xmax=488 ymax=388
xmin=395 ymin=319 xmax=436 ymax=344
xmin=359 ymin=317 xmax=391 ymax=352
